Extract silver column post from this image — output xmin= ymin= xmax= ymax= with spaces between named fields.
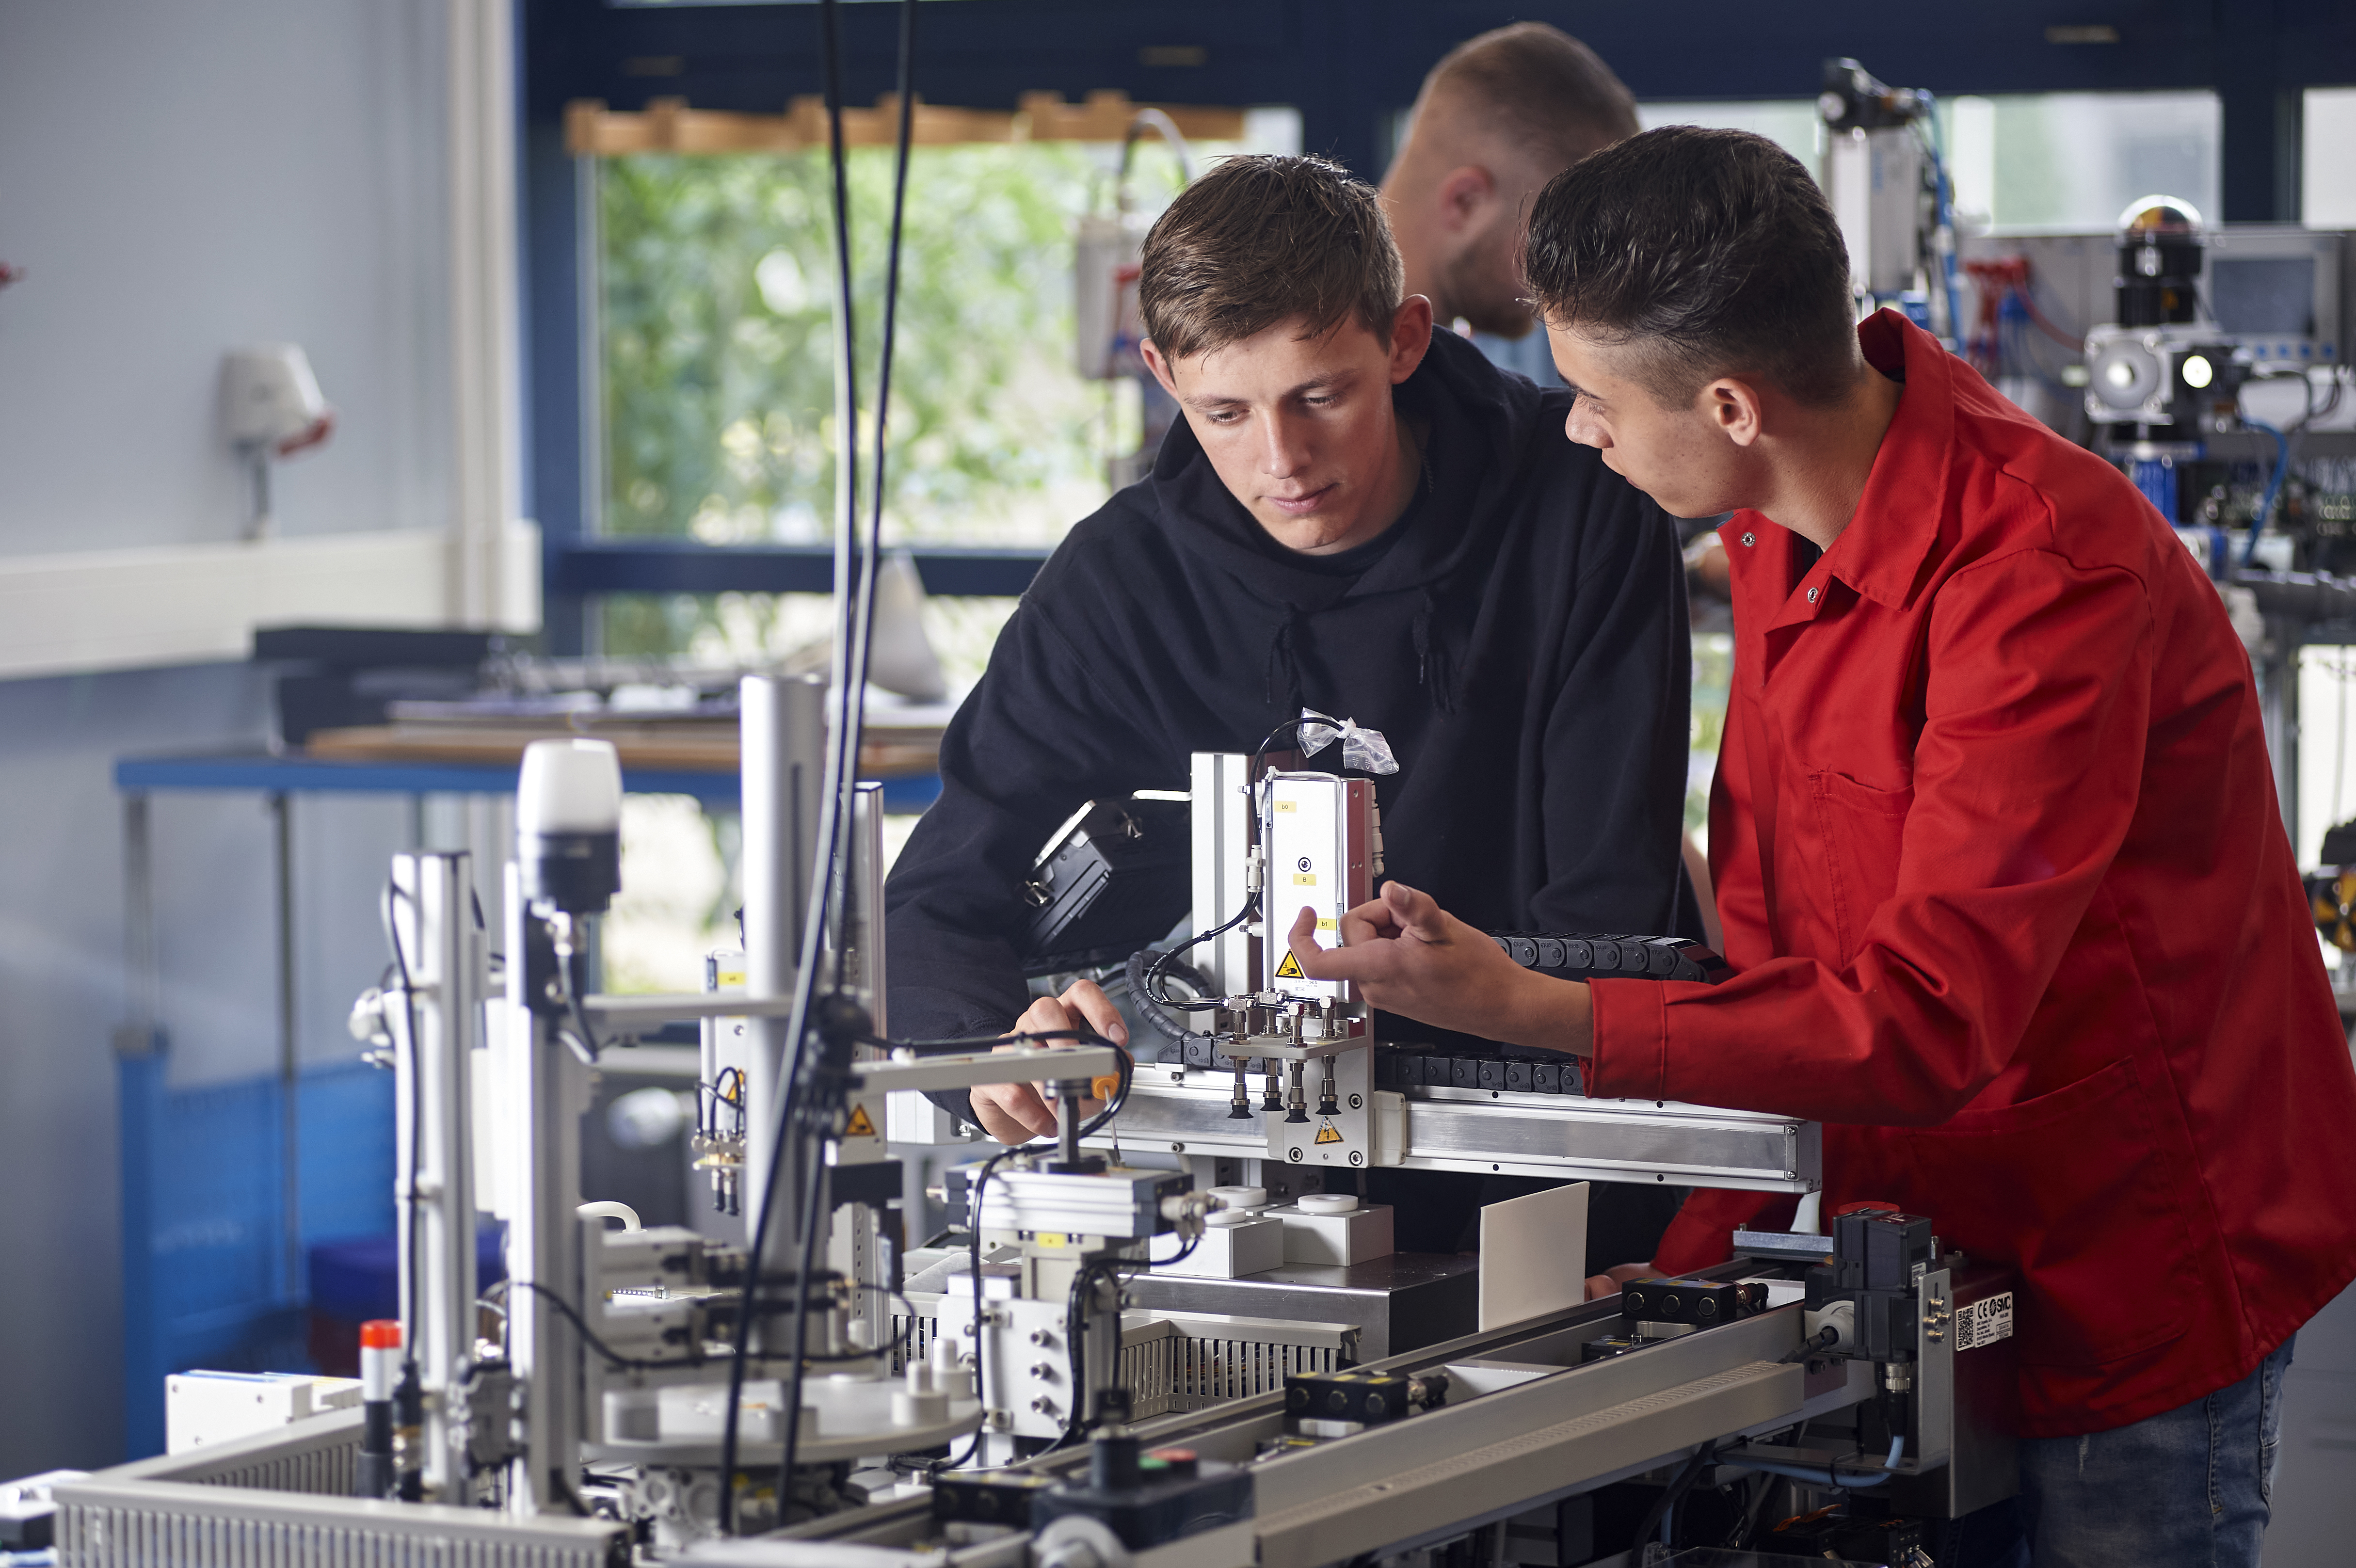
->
xmin=828 ymin=782 xmax=890 ymax=1352
xmin=388 ymin=852 xmax=482 ymax=1502
xmin=740 ymin=673 xmax=826 ymax=1246
xmin=503 ymin=862 xmax=584 ymax=1515
xmin=1190 ymin=752 xmax=1258 ymax=994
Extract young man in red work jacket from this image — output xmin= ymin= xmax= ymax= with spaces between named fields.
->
xmin=1287 ymin=125 xmax=2356 ymax=1568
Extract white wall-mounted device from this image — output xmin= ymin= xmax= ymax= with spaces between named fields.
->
xmin=221 ymin=344 xmax=336 ymax=539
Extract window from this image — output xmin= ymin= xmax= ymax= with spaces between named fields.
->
xmin=1636 ymin=100 xmax=1822 ymax=171
xmin=2306 ymin=87 xmax=2356 ymax=228
xmin=590 ymin=114 xmax=1299 ymax=669
xmin=1641 ymin=92 xmax=2224 ymax=237
xmin=1936 ymin=91 xmax=2220 ymax=234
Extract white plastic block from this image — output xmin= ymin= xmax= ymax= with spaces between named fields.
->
xmin=1267 ymin=1201 xmax=1395 ymax=1265
xmin=164 ymin=1371 xmax=362 ymax=1455
xmin=1160 ymin=1214 xmax=1285 ymax=1279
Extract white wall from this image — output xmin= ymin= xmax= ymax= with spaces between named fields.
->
xmin=0 ymin=0 xmax=456 ymax=1473
xmin=0 ymin=0 xmax=452 ymax=551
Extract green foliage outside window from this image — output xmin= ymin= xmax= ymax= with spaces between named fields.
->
xmin=596 ymin=144 xmax=1152 ymax=661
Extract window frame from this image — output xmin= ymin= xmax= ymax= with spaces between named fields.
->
xmin=520 ymin=0 xmax=2356 ymax=653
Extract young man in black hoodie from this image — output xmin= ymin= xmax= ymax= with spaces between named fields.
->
xmin=883 ymin=155 xmax=1694 ymax=1258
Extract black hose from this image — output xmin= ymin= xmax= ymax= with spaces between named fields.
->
xmin=1630 ymin=1444 xmax=1714 ymax=1559
xmin=717 ymin=0 xmax=916 ymax=1530
xmin=1125 ymin=948 xmax=1212 ymax=1053
xmin=1146 ymin=889 xmax=1257 ymax=1007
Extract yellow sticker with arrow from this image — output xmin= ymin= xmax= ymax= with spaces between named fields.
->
xmin=843 ymin=1104 xmax=877 ymax=1138
xmin=1274 ymin=950 xmax=1306 ymax=979
xmin=1314 ymin=1120 xmax=1344 ymax=1145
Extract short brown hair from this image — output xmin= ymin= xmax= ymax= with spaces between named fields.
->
xmin=1138 ymin=155 xmax=1403 ymax=361
xmin=1522 ymin=127 xmax=1860 ymax=408
xmin=1419 ymin=23 xmax=1639 ymax=171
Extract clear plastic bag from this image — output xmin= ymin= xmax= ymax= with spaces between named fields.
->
xmin=1296 ymin=707 xmax=1399 ymax=775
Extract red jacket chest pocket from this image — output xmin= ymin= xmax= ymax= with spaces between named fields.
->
xmin=1806 ymin=770 xmax=1914 ymax=967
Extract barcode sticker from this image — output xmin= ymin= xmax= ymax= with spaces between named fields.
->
xmin=1953 ymin=1292 xmax=2014 ymax=1351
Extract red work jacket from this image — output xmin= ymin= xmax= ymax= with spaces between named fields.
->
xmin=1587 ymin=311 xmax=2356 ymax=1437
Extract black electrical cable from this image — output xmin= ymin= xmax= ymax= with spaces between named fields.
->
xmin=1039 ymin=1258 xmax=1117 ymax=1454
xmin=1630 ymin=1443 xmax=1715 ymax=1558
xmin=504 ymin=1279 xmax=675 ymax=1372
xmin=825 ymin=0 xmax=918 ymax=1000
xmin=719 ymin=0 xmax=917 ymax=1528
xmin=1249 ymin=716 xmax=1308 ymax=767
xmin=1728 ymin=1470 xmax=1779 ymax=1550
xmin=489 ymin=1276 xmax=914 ymax=1373
xmin=781 ymin=1280 xmax=918 ymax=1362
xmin=551 ymin=925 xmax=601 ymax=1064
xmin=1779 ymin=1325 xmax=1840 ymax=1363
xmin=923 ymin=1146 xmax=1017 ymax=1473
xmin=698 ymin=1070 xmax=748 ymax=1151
xmin=1147 ymin=887 xmax=1259 ymax=1007
xmin=774 ymin=1095 xmax=834 ymax=1510
xmin=1126 ymin=948 xmax=1212 ymax=1052
xmin=1144 ymin=1231 xmax=1205 ymax=1269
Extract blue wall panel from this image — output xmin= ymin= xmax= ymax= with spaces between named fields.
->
xmin=118 ymin=1055 xmax=396 ymax=1459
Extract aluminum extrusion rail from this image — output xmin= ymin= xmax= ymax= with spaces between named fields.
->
xmin=1101 ymin=1067 xmax=1821 ymax=1191
xmin=752 ymin=1287 xmax=1873 ymax=1568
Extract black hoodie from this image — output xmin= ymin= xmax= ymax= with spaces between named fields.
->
xmin=884 ymin=329 xmax=1694 ymax=1048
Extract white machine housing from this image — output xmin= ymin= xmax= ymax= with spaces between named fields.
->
xmin=1260 ymin=771 xmax=1374 ymax=1002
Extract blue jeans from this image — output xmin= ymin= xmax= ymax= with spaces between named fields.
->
xmin=1939 ymin=1335 xmax=2296 ymax=1568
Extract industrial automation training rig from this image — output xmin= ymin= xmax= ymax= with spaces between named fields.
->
xmin=31 ymin=17 xmax=2033 ymax=1561
xmin=39 ymin=693 xmax=2017 ymax=1568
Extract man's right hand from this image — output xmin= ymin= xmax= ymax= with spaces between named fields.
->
xmin=968 ymin=979 xmax=1130 ymax=1146
xmin=1584 ymin=1261 xmax=1656 ymax=1301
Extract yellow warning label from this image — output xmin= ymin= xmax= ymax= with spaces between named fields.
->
xmin=1274 ymin=950 xmax=1306 ymax=979
xmin=1314 ymin=1120 xmax=1344 ymax=1145
xmin=1292 ymin=873 xmax=1317 ymax=885
xmin=843 ymin=1104 xmax=877 ymax=1138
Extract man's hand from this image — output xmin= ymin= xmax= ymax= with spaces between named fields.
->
xmin=968 ymin=979 xmax=1128 ymax=1146
xmin=1285 ymin=882 xmax=1594 ymax=1057
xmin=1584 ymin=1262 xmax=1655 ymax=1301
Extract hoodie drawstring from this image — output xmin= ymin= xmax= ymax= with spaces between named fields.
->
xmin=1266 ymin=607 xmax=1306 ymax=716
xmin=1412 ymin=588 xmax=1458 ymax=714
xmin=1273 ymin=594 xmax=1459 ymax=721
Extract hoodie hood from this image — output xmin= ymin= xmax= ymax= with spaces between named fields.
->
xmin=1146 ymin=328 xmax=1560 ymax=614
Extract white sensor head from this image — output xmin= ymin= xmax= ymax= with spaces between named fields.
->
xmin=518 ymin=738 xmax=623 ymax=913
xmin=518 ymin=739 xmax=622 ymax=836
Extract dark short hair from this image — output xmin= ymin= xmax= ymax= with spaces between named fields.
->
xmin=1421 ymin=22 xmax=1638 ymax=170
xmin=1139 ymin=155 xmax=1403 ymax=361
xmin=1521 ymin=127 xmax=1860 ymax=407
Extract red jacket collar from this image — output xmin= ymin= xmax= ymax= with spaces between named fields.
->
xmin=1823 ymin=310 xmax=1955 ymax=611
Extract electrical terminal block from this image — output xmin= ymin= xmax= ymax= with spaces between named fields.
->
xmin=1618 ymin=1278 xmax=1767 ymax=1328
xmin=1282 ymin=1368 xmax=1448 ymax=1430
